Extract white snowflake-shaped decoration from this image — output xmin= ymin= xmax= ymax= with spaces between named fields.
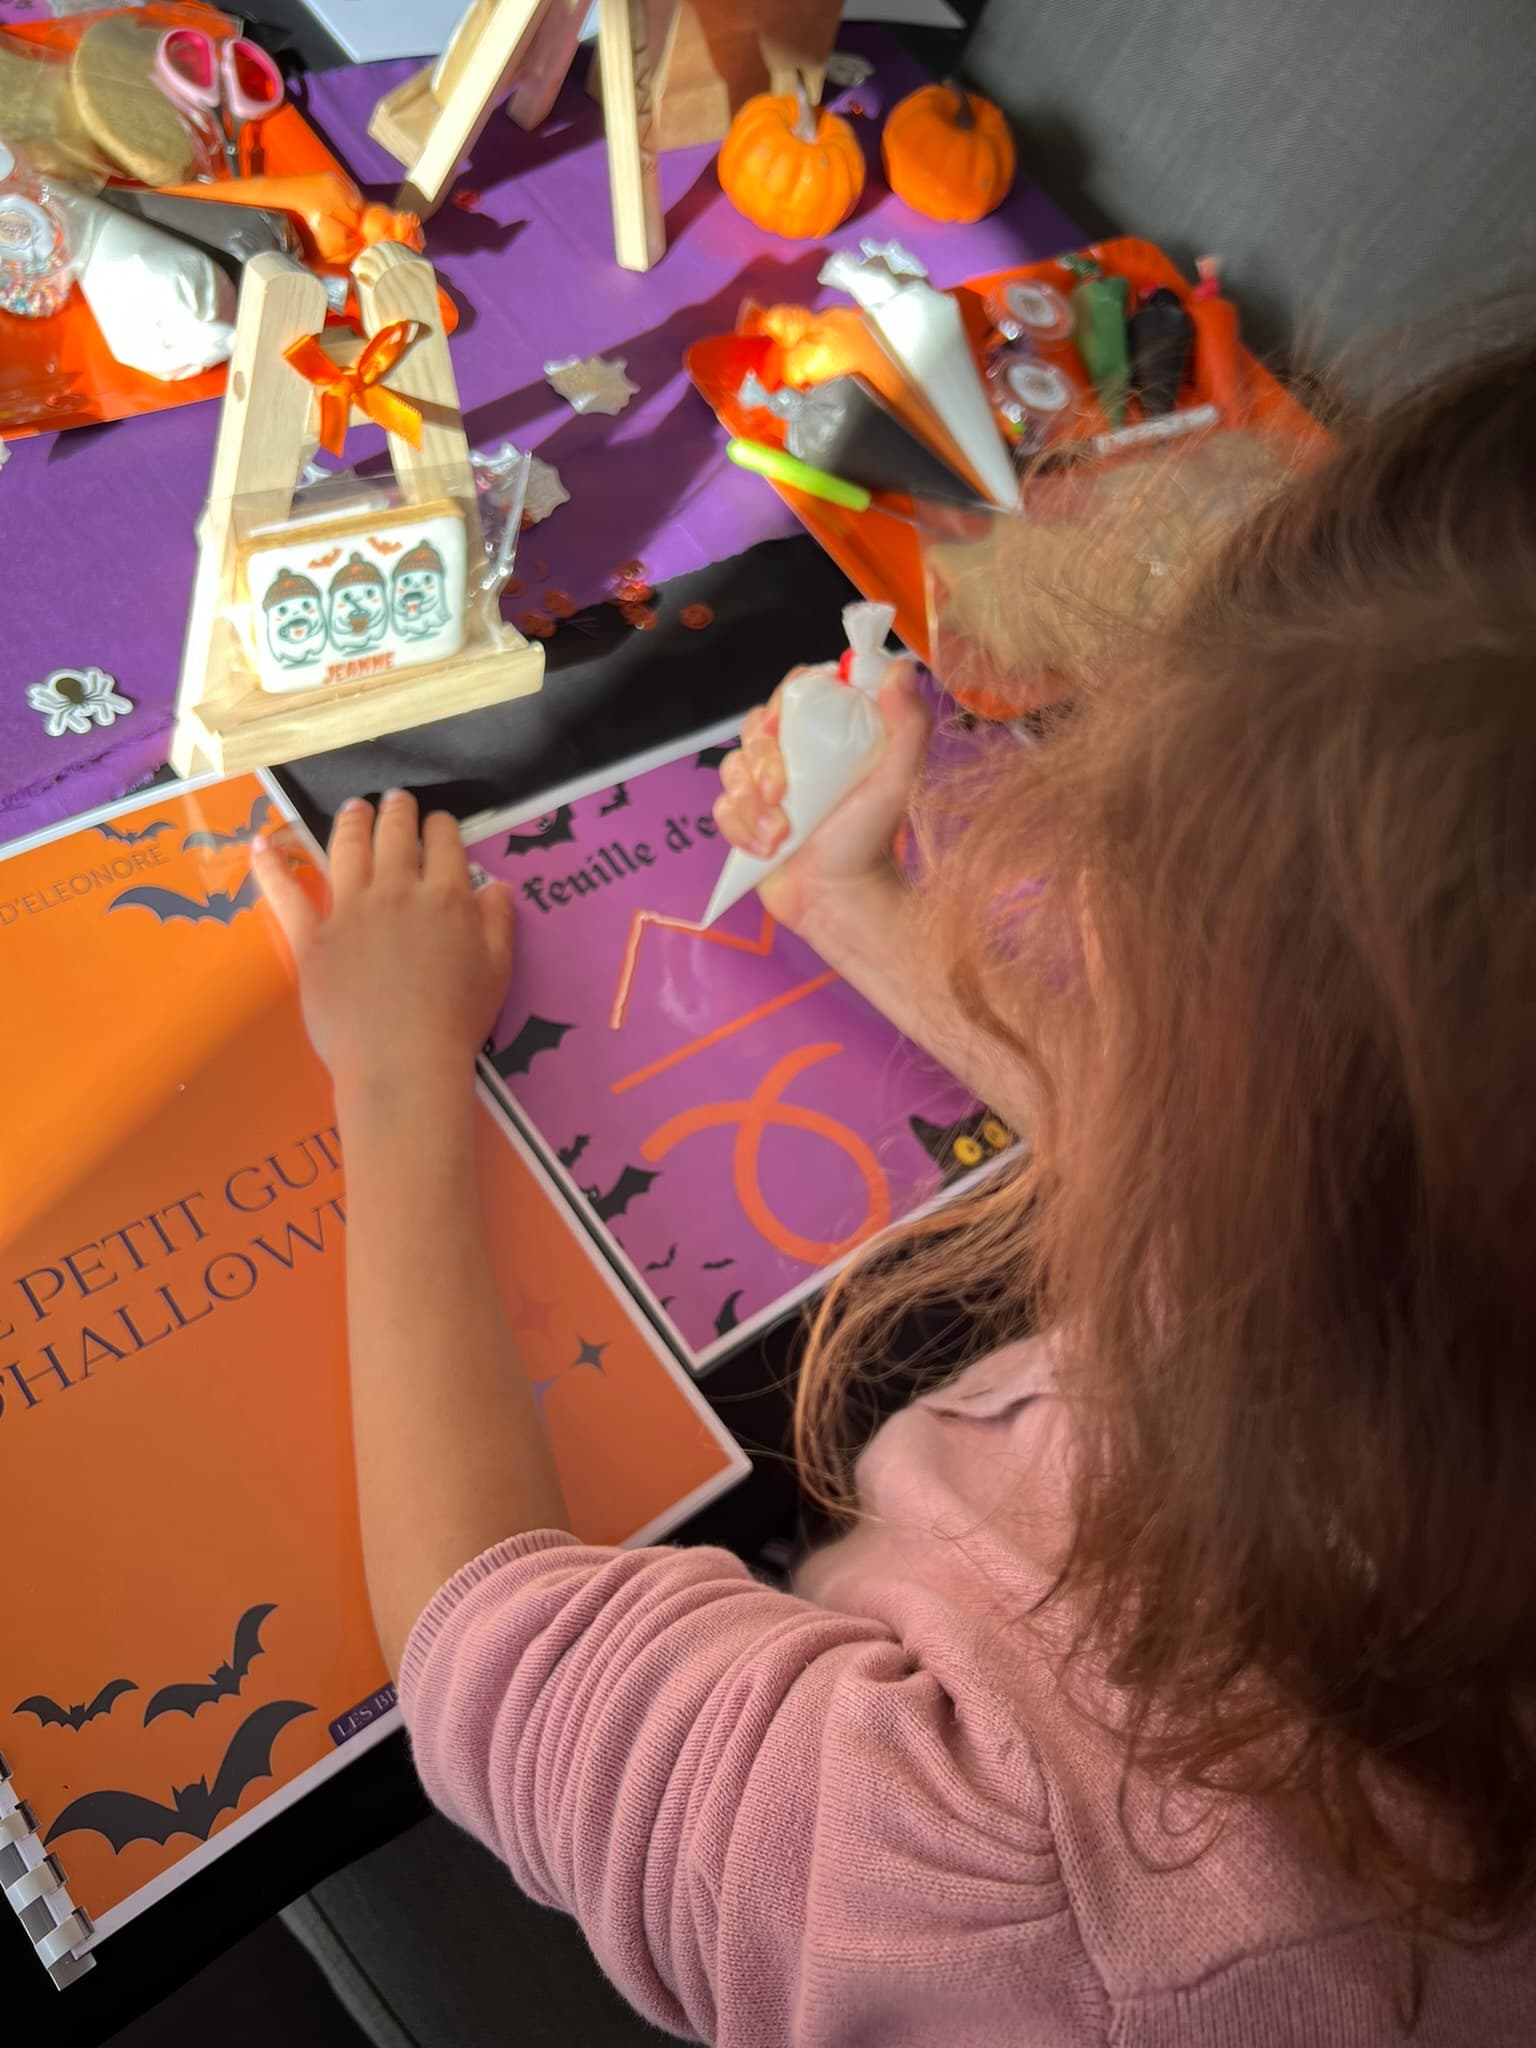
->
xmin=522 ymin=456 xmax=570 ymax=525
xmin=542 ymin=353 xmax=640 ymax=417
xmin=27 ymin=666 xmax=134 ymax=739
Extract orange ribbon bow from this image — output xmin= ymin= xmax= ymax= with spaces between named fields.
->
xmin=283 ymin=320 xmax=426 ymax=458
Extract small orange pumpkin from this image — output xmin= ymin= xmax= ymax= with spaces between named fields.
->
xmin=881 ymin=80 xmax=1016 ymax=223
xmin=717 ymin=74 xmax=866 ymax=240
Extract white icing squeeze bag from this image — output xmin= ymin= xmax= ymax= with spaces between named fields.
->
xmin=702 ymin=601 xmax=896 ymax=927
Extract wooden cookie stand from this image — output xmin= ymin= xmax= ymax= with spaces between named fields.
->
xmin=368 ymin=0 xmax=665 ymax=272
xmin=172 ymin=243 xmax=543 ymax=779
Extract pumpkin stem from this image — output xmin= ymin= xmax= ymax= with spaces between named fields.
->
xmin=791 ymin=68 xmax=819 ymax=143
xmin=944 ymin=77 xmax=975 ymax=129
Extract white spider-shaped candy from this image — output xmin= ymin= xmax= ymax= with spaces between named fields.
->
xmin=27 ymin=666 xmax=134 ymax=739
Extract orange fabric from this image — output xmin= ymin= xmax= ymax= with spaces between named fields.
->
xmin=685 ymin=236 xmax=1329 ymax=696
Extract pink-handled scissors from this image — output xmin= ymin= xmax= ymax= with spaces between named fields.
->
xmin=154 ymin=27 xmax=284 ymax=178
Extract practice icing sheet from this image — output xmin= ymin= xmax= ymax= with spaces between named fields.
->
xmin=465 ymin=724 xmax=1016 ymax=1372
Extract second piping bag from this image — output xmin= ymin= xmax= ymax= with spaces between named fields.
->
xmin=819 ymin=242 xmax=1019 ymax=511
xmin=701 ymin=601 xmax=897 ymax=927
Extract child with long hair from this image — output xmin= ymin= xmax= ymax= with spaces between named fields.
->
xmin=255 ymin=337 xmax=1536 ymax=2044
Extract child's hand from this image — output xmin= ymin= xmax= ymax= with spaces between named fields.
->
xmin=712 ymin=656 xmax=931 ymax=932
xmin=253 ymin=790 xmax=513 ymax=1102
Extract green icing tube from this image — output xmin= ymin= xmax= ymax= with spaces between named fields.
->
xmin=1062 ymin=255 xmax=1131 ymax=428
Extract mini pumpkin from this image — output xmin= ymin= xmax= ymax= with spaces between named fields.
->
xmin=881 ymin=80 xmax=1016 ymax=224
xmin=717 ymin=74 xmax=865 ymax=241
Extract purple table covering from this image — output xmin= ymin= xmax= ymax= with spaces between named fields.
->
xmin=1 ymin=28 xmax=1079 ymax=838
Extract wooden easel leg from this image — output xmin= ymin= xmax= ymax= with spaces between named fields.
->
xmin=369 ymin=0 xmax=545 ymax=219
xmin=173 ymin=254 xmax=329 ymax=777
xmin=598 ymin=0 xmax=666 ymax=272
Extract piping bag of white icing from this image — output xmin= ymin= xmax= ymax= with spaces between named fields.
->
xmin=819 ymin=242 xmax=1019 ymax=512
xmin=701 ymin=601 xmax=896 ymax=928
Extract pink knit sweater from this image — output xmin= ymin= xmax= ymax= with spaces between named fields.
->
xmin=399 ymin=1338 xmax=1534 ymax=2044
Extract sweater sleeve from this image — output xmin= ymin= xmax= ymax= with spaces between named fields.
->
xmin=397 ymin=1534 xmax=1076 ymax=2047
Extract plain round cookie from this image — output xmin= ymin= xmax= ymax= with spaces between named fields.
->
xmin=70 ymin=14 xmax=196 ymax=186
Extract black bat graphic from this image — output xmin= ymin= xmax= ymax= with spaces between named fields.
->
xmin=182 ymin=795 xmax=273 ymax=851
xmin=694 ymin=743 xmax=736 ymax=771
xmin=492 ymin=1013 xmax=576 ymax=1078
xmin=14 ymin=1680 xmax=137 ymax=1732
xmin=109 ymin=872 xmax=261 ymax=928
xmin=95 ymin=818 xmax=175 ymax=846
xmin=557 ymin=1133 xmax=591 ymax=1169
xmin=46 ymin=1699 xmax=314 ymax=1853
xmin=142 ymin=1602 xmax=276 ymax=1724
xmin=659 ymin=1295 xmax=675 ymax=1311
xmin=584 ymin=1164 xmax=660 ymax=1221
xmin=504 ymin=805 xmax=575 ymax=855
xmin=702 ymin=1256 xmax=735 ymax=1270
xmin=644 ymin=1242 xmax=678 ymax=1273
xmin=714 ymin=1289 xmax=744 ymax=1337
xmin=598 ymin=783 xmax=630 ymax=815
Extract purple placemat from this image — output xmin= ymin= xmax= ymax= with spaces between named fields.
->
xmin=1 ymin=28 xmax=1079 ymax=837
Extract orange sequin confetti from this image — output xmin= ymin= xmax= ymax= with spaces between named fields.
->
xmin=506 ymin=575 xmax=522 ymax=595
xmin=517 ymin=610 xmax=556 ymax=639
xmin=543 ymin=588 xmax=577 ymax=619
xmin=451 ymin=188 xmax=482 ymax=212
xmin=615 ymin=557 xmax=646 ymax=580
xmin=532 ymin=559 xmax=550 ymax=580
xmin=621 ymin=602 xmax=658 ymax=631
xmin=680 ymin=602 xmax=715 ymax=630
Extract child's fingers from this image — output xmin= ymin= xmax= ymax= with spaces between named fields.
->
xmin=373 ymin=787 xmax=420 ymax=879
xmin=329 ymin=798 xmax=375 ymax=902
xmin=743 ymin=726 xmax=786 ymax=805
xmin=422 ymin=809 xmax=469 ymax=890
xmin=476 ymin=877 xmax=515 ymax=986
xmin=252 ymin=835 xmax=320 ymax=954
xmin=712 ymin=790 xmax=786 ymax=859
xmin=719 ymin=749 xmax=753 ymax=800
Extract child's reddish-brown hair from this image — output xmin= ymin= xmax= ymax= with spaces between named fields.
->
xmin=796 ymin=337 xmax=1536 ymax=1932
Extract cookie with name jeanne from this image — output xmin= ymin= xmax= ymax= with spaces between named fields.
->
xmin=239 ymin=499 xmax=468 ymax=695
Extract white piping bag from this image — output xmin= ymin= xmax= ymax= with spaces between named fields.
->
xmin=819 ymin=242 xmax=1019 ymax=512
xmin=701 ymin=601 xmax=896 ymax=927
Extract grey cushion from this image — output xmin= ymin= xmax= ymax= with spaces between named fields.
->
xmin=965 ymin=0 xmax=1536 ymax=365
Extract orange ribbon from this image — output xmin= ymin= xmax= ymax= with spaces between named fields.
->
xmin=282 ymin=320 xmax=426 ymax=458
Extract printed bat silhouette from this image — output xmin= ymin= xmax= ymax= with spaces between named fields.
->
xmin=584 ymin=1164 xmax=660 ymax=1222
xmin=95 ymin=818 xmax=175 ymax=846
xmin=694 ymin=743 xmax=736 ymax=772
xmin=557 ymin=1133 xmax=590 ymax=1169
xmin=14 ymin=1679 xmax=137 ymax=1732
xmin=46 ymin=1699 xmax=314 ymax=1853
xmin=308 ymin=547 xmax=342 ymax=568
xmin=644 ymin=1242 xmax=678 ymax=1273
xmin=182 ymin=795 xmax=273 ymax=851
xmin=503 ymin=806 xmax=575 ymax=855
xmin=369 ymin=535 xmax=404 ymax=553
xmin=492 ymin=1013 xmax=576 ymax=1078
xmin=701 ymin=1256 xmax=735 ymax=1271
xmin=598 ymin=783 xmax=631 ymax=815
xmin=714 ymin=1289 xmax=744 ymax=1337
xmin=109 ymin=873 xmax=261 ymax=928
xmin=142 ymin=1602 xmax=276 ymax=1723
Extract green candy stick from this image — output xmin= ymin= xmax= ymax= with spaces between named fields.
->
xmin=1062 ymin=254 xmax=1131 ymax=428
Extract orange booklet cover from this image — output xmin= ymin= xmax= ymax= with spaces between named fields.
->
xmin=0 ymin=772 xmax=746 ymax=1987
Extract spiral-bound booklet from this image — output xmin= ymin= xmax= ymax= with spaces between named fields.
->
xmin=0 ymin=772 xmax=745 ymax=1987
